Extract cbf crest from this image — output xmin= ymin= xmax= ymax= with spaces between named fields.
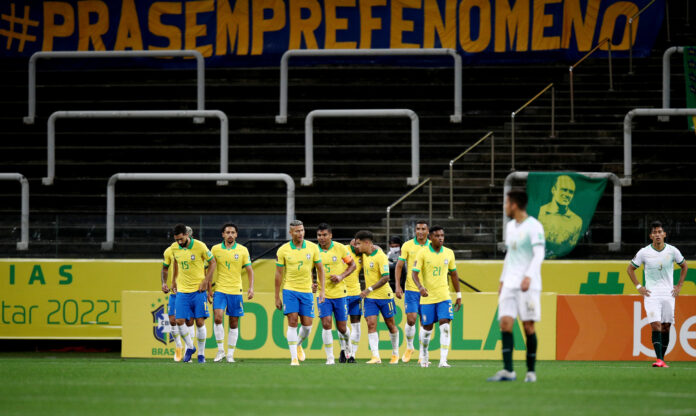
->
xmin=151 ymin=299 xmax=172 ymax=345
xmin=306 ymin=253 xmax=311 ymax=260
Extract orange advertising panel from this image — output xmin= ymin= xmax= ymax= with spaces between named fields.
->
xmin=557 ymin=295 xmax=696 ymax=361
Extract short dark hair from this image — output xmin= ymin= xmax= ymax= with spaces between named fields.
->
xmin=221 ymin=223 xmax=238 ymax=233
xmin=389 ymin=236 xmax=402 ymax=245
xmin=507 ymin=189 xmax=528 ymax=210
xmin=354 ymin=230 xmax=373 ymax=241
xmin=650 ymin=221 xmax=664 ymax=232
xmin=317 ymin=223 xmax=331 ymax=232
xmin=416 ymin=220 xmax=429 ymax=227
xmin=173 ymin=223 xmax=187 ymax=236
xmin=429 ymin=225 xmax=444 ymax=234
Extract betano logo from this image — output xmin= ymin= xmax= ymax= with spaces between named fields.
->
xmin=632 ymin=301 xmax=696 ymax=358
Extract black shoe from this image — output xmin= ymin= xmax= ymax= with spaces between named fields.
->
xmin=339 ymin=350 xmax=347 ymax=363
xmin=347 ymin=356 xmax=356 ymax=363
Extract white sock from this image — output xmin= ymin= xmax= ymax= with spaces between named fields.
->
xmin=340 ymin=327 xmax=352 ymax=357
xmin=188 ymin=324 xmax=196 ymax=341
xmin=171 ymin=323 xmax=183 ymax=348
xmin=421 ymin=329 xmax=433 ymax=361
xmin=338 ymin=329 xmax=347 ymax=352
xmin=322 ymin=329 xmax=334 ymax=360
xmin=368 ymin=332 xmax=379 ymax=357
xmin=440 ymin=323 xmax=450 ymax=362
xmin=214 ymin=323 xmax=225 ymax=351
xmin=228 ymin=328 xmax=239 ymax=356
xmin=287 ymin=326 xmax=298 ymax=360
xmin=298 ymin=325 xmax=312 ymax=345
xmin=390 ymin=331 xmax=399 ymax=356
xmin=181 ymin=324 xmax=194 ymax=349
xmin=405 ymin=323 xmax=416 ymax=350
xmin=196 ymin=325 xmax=207 ymax=354
xmin=350 ymin=322 xmax=361 ymax=350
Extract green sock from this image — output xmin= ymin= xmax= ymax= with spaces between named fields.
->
xmin=661 ymin=331 xmax=669 ymax=359
xmin=651 ymin=331 xmax=663 ymax=360
xmin=502 ymin=331 xmax=513 ymax=372
xmin=526 ymin=332 xmax=537 ymax=372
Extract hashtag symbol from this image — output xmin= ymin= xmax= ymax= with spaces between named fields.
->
xmin=0 ymin=3 xmax=39 ymax=52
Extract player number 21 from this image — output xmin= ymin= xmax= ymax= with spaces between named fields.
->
xmin=433 ymin=266 xmax=442 ymax=276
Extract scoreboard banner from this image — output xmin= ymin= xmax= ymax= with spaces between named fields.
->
xmin=121 ymin=291 xmax=557 ymax=360
xmin=556 ymin=295 xmax=696 ymax=361
xmin=0 ymin=0 xmax=664 ymax=66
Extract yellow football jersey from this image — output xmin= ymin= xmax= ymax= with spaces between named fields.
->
xmin=211 ymin=241 xmax=251 ymax=295
xmin=318 ymin=241 xmax=353 ymax=299
xmin=412 ymin=245 xmax=457 ymax=304
xmin=343 ymin=245 xmax=362 ymax=296
xmin=399 ymin=238 xmax=430 ymax=291
xmin=276 ymin=240 xmax=321 ymax=293
xmin=162 ymin=246 xmax=175 ymax=287
xmin=362 ymin=249 xmax=393 ymax=300
xmin=169 ymin=238 xmax=213 ymax=293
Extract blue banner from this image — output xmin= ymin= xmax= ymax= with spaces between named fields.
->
xmin=0 ymin=0 xmax=664 ymax=66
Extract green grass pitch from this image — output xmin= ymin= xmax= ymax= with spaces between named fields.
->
xmin=1 ymin=353 xmax=695 ymax=416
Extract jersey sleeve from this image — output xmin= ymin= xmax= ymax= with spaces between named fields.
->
xmin=163 ymin=247 xmax=172 ymax=267
xmin=673 ymin=246 xmax=685 ymax=265
xmin=242 ymin=247 xmax=252 ymax=267
xmin=199 ymin=242 xmax=213 ymax=261
xmin=398 ymin=242 xmax=408 ymax=262
xmin=630 ymin=249 xmax=644 ymax=268
xmin=448 ymin=250 xmax=457 ymax=271
xmin=530 ymin=221 xmax=546 ymax=247
xmin=312 ymin=244 xmax=321 ymax=264
xmin=275 ymin=246 xmax=286 ymax=267
xmin=412 ymin=250 xmax=425 ymax=273
xmin=379 ymin=254 xmax=390 ymax=276
xmin=339 ymin=243 xmax=353 ymax=264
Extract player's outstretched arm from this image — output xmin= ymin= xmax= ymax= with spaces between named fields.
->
xmin=246 ymin=265 xmax=255 ymax=300
xmin=450 ymin=270 xmax=462 ymax=311
xmin=627 ymin=263 xmax=650 ymax=297
xmin=274 ymin=265 xmax=284 ymax=310
xmin=674 ymin=260 xmax=688 ymax=297
xmin=394 ymin=259 xmax=405 ymax=299
xmin=315 ymin=261 xmax=326 ymax=303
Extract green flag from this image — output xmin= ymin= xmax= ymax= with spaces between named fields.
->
xmin=684 ymin=46 xmax=696 ymax=132
xmin=526 ymin=172 xmax=607 ymax=259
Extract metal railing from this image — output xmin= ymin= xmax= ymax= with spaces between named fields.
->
xmin=303 ymin=109 xmax=420 ymax=186
xmin=661 ymin=46 xmax=685 ymax=121
xmin=386 ymin=178 xmax=432 ymax=248
xmin=570 ymin=38 xmax=614 ymax=123
xmin=623 ymin=108 xmax=696 ymax=186
xmin=45 ymin=110 xmax=229 ymax=186
xmin=511 ymin=83 xmax=555 ymax=170
xmin=629 ymin=0 xmax=658 ymax=75
xmin=25 ymin=50 xmax=206 ymax=125
xmin=102 ymin=173 xmax=295 ymax=250
xmin=0 ymin=173 xmax=29 ymax=250
xmin=276 ymin=48 xmax=462 ymax=124
xmin=502 ymin=171 xmax=621 ymax=252
xmin=448 ymin=131 xmax=494 ymax=219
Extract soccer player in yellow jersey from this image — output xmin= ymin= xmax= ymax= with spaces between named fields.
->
xmin=411 ymin=226 xmax=462 ymax=368
xmin=394 ymin=220 xmax=430 ymax=362
xmin=169 ymin=223 xmax=216 ymax=363
xmin=275 ymin=220 xmax=325 ymax=365
xmin=316 ymin=223 xmax=356 ymax=365
xmin=211 ymin=223 xmax=254 ymax=363
xmin=343 ymin=239 xmax=363 ymax=363
xmin=161 ymin=246 xmax=184 ymax=361
xmin=355 ymin=230 xmax=400 ymax=364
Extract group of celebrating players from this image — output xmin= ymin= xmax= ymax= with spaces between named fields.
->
xmin=159 ymin=189 xmax=688 ymax=381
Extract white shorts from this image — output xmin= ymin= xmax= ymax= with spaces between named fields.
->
xmin=644 ymin=295 xmax=675 ymax=324
xmin=498 ymin=288 xmax=541 ymax=322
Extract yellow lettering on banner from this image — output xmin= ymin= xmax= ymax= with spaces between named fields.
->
xmin=114 ymin=0 xmax=143 ymax=50
xmin=148 ymin=2 xmax=182 ymax=50
xmin=185 ymin=0 xmax=214 ymax=57
xmin=598 ymin=1 xmax=638 ymax=50
xmin=359 ymin=0 xmax=386 ymax=49
xmin=216 ymin=0 xmax=249 ymax=56
xmin=325 ymin=0 xmax=357 ymax=49
xmin=42 ymin=2 xmax=75 ymax=51
xmin=251 ymin=0 xmax=286 ymax=55
xmin=561 ymin=0 xmax=599 ymax=51
xmin=459 ymin=0 xmax=491 ymax=53
xmin=495 ymin=0 xmax=529 ymax=52
xmin=289 ymin=0 xmax=321 ymax=49
xmin=423 ymin=0 xmax=456 ymax=48
xmin=531 ymin=0 xmax=560 ymax=51
xmin=390 ymin=0 xmax=420 ymax=48
xmin=77 ymin=1 xmax=109 ymax=51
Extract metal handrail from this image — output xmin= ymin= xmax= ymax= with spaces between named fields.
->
xmin=570 ymin=38 xmax=614 ymax=123
xmin=661 ymin=46 xmax=685 ymax=121
xmin=511 ymin=83 xmax=555 ymax=170
xmin=448 ymin=131 xmax=494 ymax=219
xmin=0 ymin=173 xmax=29 ymax=250
xmin=386 ymin=178 xmax=432 ymax=248
xmin=629 ymin=0 xmax=658 ymax=74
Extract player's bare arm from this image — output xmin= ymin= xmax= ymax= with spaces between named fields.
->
xmin=203 ymin=257 xmax=217 ymax=302
xmin=411 ymin=269 xmax=428 ymax=297
xmin=246 ymin=264 xmax=255 ymax=300
xmin=161 ymin=264 xmax=169 ymax=293
xmin=521 ymin=276 xmax=531 ymax=292
xmin=450 ymin=270 xmax=462 ymax=312
xmin=627 ymin=263 xmax=650 ymax=297
xmin=315 ymin=261 xmax=326 ymax=303
xmin=394 ymin=259 xmax=405 ymax=298
xmin=361 ymin=274 xmax=390 ymax=298
xmin=274 ymin=265 xmax=283 ymax=310
xmin=330 ymin=258 xmax=356 ymax=283
xmin=673 ymin=260 xmax=688 ymax=297
xmin=171 ymin=261 xmax=178 ymax=293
